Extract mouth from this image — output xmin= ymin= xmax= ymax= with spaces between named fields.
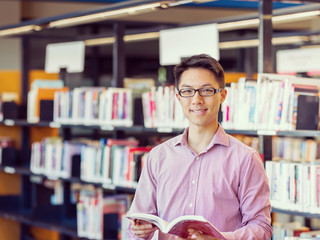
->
xmin=190 ymin=108 xmax=207 ymax=113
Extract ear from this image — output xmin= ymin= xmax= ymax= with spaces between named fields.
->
xmin=220 ymin=88 xmax=227 ymax=104
xmin=176 ymin=91 xmax=182 ymax=103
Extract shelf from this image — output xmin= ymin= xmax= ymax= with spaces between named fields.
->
xmin=0 ymin=166 xmax=31 ymax=175
xmin=3 ymin=119 xmax=320 ymax=137
xmin=1 ymin=120 xmax=58 ymax=128
xmin=276 ymin=130 xmax=320 ymax=138
xmin=272 ymin=207 xmax=320 ymax=219
xmin=0 ymin=209 xmax=79 ymax=238
xmin=0 ymin=119 xmax=184 ymax=133
xmin=225 ymin=129 xmax=258 ymax=136
xmin=226 ymin=129 xmax=320 ymax=137
xmin=0 ymin=166 xmax=136 ymax=193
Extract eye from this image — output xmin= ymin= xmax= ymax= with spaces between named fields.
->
xmin=201 ymin=88 xmax=214 ymax=94
xmin=181 ymin=89 xmax=194 ymax=94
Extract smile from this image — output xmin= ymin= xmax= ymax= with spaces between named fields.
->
xmin=190 ymin=109 xmax=207 ymax=113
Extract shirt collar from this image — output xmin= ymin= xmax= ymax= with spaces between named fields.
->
xmin=174 ymin=124 xmax=230 ymax=149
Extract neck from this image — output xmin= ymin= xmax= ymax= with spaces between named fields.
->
xmin=187 ymin=123 xmax=219 ymax=154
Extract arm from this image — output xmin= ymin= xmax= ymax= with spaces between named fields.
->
xmin=222 ymin=152 xmax=273 ymax=240
xmin=127 ymin=152 xmax=158 ymax=240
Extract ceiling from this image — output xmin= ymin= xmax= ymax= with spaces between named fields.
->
xmin=2 ymin=0 xmax=320 ymax=32
xmin=2 ymin=0 xmax=320 ymax=74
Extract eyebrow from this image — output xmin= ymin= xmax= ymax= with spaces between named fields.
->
xmin=180 ymin=83 xmax=214 ymax=88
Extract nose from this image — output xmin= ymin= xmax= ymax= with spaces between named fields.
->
xmin=191 ymin=90 xmax=204 ymax=104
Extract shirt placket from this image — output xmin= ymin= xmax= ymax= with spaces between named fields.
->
xmin=185 ymin=154 xmax=201 ymax=215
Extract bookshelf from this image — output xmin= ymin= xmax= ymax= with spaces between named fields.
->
xmin=0 ymin=1 xmax=320 ymax=240
xmin=2 ymin=107 xmax=320 ymax=239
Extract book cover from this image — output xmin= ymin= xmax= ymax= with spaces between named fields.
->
xmin=127 ymin=213 xmax=227 ymax=239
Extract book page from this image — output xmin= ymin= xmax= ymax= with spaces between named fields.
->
xmin=127 ymin=213 xmax=169 ymax=231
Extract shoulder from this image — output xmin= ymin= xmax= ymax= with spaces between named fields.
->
xmin=223 ymin=135 xmax=266 ymax=183
xmin=225 ymin=134 xmax=262 ymax=166
xmin=148 ymin=134 xmax=182 ymax=158
xmin=227 ymin=134 xmax=257 ymax=154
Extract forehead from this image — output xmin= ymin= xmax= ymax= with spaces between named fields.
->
xmin=179 ymin=68 xmax=219 ymax=87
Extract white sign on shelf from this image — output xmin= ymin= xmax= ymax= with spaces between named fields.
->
xmin=159 ymin=23 xmax=219 ymax=66
xmin=4 ymin=119 xmax=15 ymax=126
xmin=49 ymin=122 xmax=61 ymax=128
xmin=4 ymin=167 xmax=15 ymax=174
xmin=45 ymin=41 xmax=85 ymax=73
xmin=277 ymin=47 xmax=320 ymax=74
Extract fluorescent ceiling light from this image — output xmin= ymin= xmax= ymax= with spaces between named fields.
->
xmin=0 ymin=25 xmax=41 ymax=37
xmin=219 ymin=39 xmax=259 ymax=49
xmin=217 ymin=19 xmax=259 ymax=32
xmin=219 ymin=35 xmax=310 ymax=49
xmin=168 ymin=0 xmax=193 ymax=7
xmin=272 ymin=10 xmax=320 ymax=23
xmin=124 ymin=32 xmax=159 ymax=42
xmin=272 ymin=35 xmax=309 ymax=45
xmin=84 ymin=31 xmax=160 ymax=46
xmin=85 ymin=31 xmax=310 ymax=49
xmin=85 ymin=37 xmax=115 ymax=46
xmin=217 ymin=10 xmax=320 ymax=32
xmin=49 ymin=2 xmax=163 ymax=28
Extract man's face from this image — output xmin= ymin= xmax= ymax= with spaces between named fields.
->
xmin=176 ymin=67 xmax=227 ymax=129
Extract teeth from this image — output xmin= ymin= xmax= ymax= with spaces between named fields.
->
xmin=192 ymin=109 xmax=205 ymax=112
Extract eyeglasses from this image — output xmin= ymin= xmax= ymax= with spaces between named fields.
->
xmin=178 ymin=87 xmax=223 ymax=98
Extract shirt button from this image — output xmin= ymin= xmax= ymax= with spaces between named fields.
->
xmin=189 ymin=203 xmax=193 ymax=208
xmin=195 ymin=156 xmax=199 ymax=160
xmin=192 ymin=180 xmax=195 ymax=184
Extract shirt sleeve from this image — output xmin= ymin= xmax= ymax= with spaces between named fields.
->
xmin=221 ymin=151 xmax=273 ymax=240
xmin=126 ymin=152 xmax=158 ymax=240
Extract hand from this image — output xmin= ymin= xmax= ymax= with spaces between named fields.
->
xmin=130 ymin=219 xmax=158 ymax=239
xmin=175 ymin=229 xmax=221 ymax=240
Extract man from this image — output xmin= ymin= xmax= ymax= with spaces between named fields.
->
xmin=127 ymin=54 xmax=272 ymax=240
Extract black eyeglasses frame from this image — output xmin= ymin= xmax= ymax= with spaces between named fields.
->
xmin=178 ymin=87 xmax=223 ymax=98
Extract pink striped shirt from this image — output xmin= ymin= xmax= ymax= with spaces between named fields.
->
xmin=127 ymin=125 xmax=272 ymax=240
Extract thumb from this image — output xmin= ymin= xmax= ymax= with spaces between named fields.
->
xmin=188 ymin=229 xmax=204 ymax=238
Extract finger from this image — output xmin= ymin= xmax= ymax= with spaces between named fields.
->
xmin=133 ymin=226 xmax=157 ymax=238
xmin=133 ymin=229 xmax=155 ymax=235
xmin=131 ymin=223 xmax=154 ymax=231
xmin=188 ymin=229 xmax=204 ymax=239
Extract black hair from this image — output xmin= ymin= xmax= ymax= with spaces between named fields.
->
xmin=174 ymin=54 xmax=225 ymax=89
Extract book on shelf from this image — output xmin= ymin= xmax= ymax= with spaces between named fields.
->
xmin=266 ymin=160 xmax=320 ymax=213
xmin=273 ymin=221 xmax=310 ymax=240
xmin=79 ymin=138 xmax=140 ymax=186
xmin=300 ymin=230 xmax=320 ymax=238
xmin=221 ymin=73 xmax=320 ymax=131
xmin=126 ymin=213 xmax=226 ymax=239
xmin=30 ymin=138 xmax=84 ymax=178
xmin=0 ymin=92 xmax=20 ymax=122
xmin=77 ymin=186 xmax=132 ymax=240
xmin=124 ymin=77 xmax=155 ymax=97
xmin=142 ymin=85 xmax=188 ymax=129
xmin=271 ymin=137 xmax=320 ymax=162
xmin=28 ymin=86 xmax=69 ymax=123
xmin=107 ymin=139 xmax=139 ymax=187
xmin=296 ymin=95 xmax=319 ymax=130
xmin=126 ymin=146 xmax=152 ymax=187
xmin=54 ymin=87 xmax=133 ymax=127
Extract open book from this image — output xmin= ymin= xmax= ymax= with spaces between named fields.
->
xmin=127 ymin=213 xmax=226 ymax=239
